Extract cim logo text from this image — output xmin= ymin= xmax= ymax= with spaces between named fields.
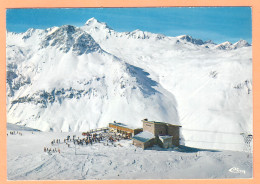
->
xmin=229 ymin=167 xmax=246 ymax=174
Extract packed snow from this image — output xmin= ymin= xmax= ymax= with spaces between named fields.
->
xmin=7 ymin=125 xmax=252 ymax=180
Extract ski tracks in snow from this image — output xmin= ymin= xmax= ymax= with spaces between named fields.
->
xmin=9 ymin=154 xmax=58 ymax=180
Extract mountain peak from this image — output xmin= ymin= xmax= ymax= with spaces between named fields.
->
xmin=42 ymin=25 xmax=102 ymax=55
xmin=127 ymin=29 xmax=165 ymax=40
xmin=222 ymin=41 xmax=232 ymax=45
xmin=233 ymin=40 xmax=251 ymax=48
xmin=178 ymin=35 xmax=205 ymax=45
xmin=215 ymin=41 xmax=233 ymax=50
xmin=215 ymin=40 xmax=251 ymax=50
xmin=85 ymin=17 xmax=99 ymax=25
xmin=84 ymin=17 xmax=113 ymax=31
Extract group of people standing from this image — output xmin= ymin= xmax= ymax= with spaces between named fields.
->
xmin=43 ymin=131 xmax=127 ymax=154
xmin=44 ymin=147 xmax=60 ymax=153
xmin=51 ymin=139 xmax=61 ymax=145
xmin=73 ymin=133 xmax=104 ymax=146
xmin=7 ymin=131 xmax=22 ymax=136
xmin=44 ymin=138 xmax=62 ymax=153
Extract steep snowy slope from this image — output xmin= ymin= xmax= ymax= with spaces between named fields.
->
xmin=6 ymin=25 xmax=179 ymax=132
xmin=7 ymin=18 xmax=252 ymax=151
xmin=81 ymin=18 xmax=252 ymax=151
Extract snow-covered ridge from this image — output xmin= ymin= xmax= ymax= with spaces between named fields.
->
xmin=81 ymin=18 xmax=251 ymax=49
xmin=177 ymin=35 xmax=208 ymax=45
xmin=215 ymin=40 xmax=251 ymax=50
xmin=42 ymin=25 xmax=103 ymax=55
xmin=81 ymin=18 xmax=167 ymax=42
xmin=7 ymin=17 xmax=251 ymax=49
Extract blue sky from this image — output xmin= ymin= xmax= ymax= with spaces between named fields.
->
xmin=6 ymin=7 xmax=252 ymax=44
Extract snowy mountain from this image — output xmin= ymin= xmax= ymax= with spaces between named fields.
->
xmin=42 ymin=25 xmax=103 ymax=55
xmin=6 ymin=18 xmax=252 ymax=151
xmin=215 ymin=40 xmax=251 ymax=50
xmin=6 ymin=24 xmax=179 ymax=133
xmin=177 ymin=35 xmax=206 ymax=45
xmin=81 ymin=18 xmax=166 ymax=42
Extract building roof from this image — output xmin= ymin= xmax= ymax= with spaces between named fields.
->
xmin=109 ymin=122 xmax=136 ymax=130
xmin=132 ymin=131 xmax=155 ymax=143
xmin=142 ymin=120 xmax=182 ymax=127
xmin=159 ymin=135 xmax=173 ymax=140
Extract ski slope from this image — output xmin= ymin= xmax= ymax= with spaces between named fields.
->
xmin=7 ymin=127 xmax=252 ymax=180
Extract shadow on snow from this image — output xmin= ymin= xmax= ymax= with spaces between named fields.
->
xmin=146 ymin=145 xmax=220 ymax=153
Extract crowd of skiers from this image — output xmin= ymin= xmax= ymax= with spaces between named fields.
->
xmin=7 ymin=131 xmax=22 ymax=136
xmin=43 ymin=130 xmax=128 ymax=154
xmin=44 ymin=147 xmax=60 ymax=153
xmin=51 ymin=139 xmax=61 ymax=145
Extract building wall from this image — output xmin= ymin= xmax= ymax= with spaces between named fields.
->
xmin=172 ymin=139 xmax=180 ymax=146
xmin=143 ymin=139 xmax=155 ymax=149
xmin=133 ymin=139 xmax=144 ymax=149
xmin=143 ymin=121 xmax=155 ymax=134
xmin=159 ymin=137 xmax=173 ymax=148
xmin=109 ymin=124 xmax=134 ymax=133
xmin=133 ymin=128 xmax=143 ymax=136
xmin=154 ymin=123 xmax=167 ymax=136
xmin=133 ymin=138 xmax=155 ymax=149
xmin=167 ymin=125 xmax=180 ymax=146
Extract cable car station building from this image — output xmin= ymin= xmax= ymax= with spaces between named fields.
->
xmin=133 ymin=119 xmax=182 ymax=149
